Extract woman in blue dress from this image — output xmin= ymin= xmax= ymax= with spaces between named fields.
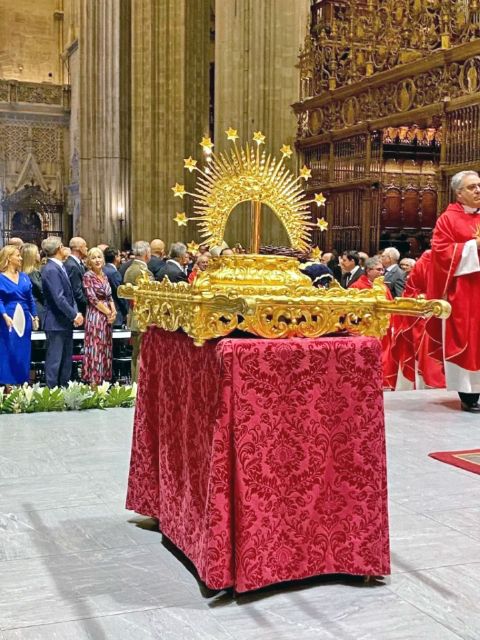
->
xmin=0 ymin=245 xmax=39 ymax=385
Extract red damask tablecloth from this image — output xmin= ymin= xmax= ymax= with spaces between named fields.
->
xmin=126 ymin=328 xmax=390 ymax=592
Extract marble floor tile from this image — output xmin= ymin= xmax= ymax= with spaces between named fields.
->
xmin=387 ymin=563 xmax=480 ymax=640
xmin=0 ymin=545 xmax=204 ymax=631
xmin=209 ymin=581 xmax=463 ymax=640
xmin=0 ymin=447 xmax=70 ymax=480
xmin=389 ymin=511 xmax=478 ymax=573
xmin=0 ymin=474 xmax=105 ymax=512
xmin=2 ymin=607 xmax=234 ymax=640
xmin=424 ymin=507 xmax=480 ymax=541
xmin=0 ymin=391 xmax=478 ymax=639
xmin=0 ymin=504 xmax=162 ymax=562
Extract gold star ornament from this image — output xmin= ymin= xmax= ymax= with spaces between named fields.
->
xmin=187 ymin=241 xmax=200 ymax=254
xmin=316 ymin=217 xmax=328 ymax=232
xmin=253 ymin=131 xmax=266 ymax=145
xmin=310 ymin=247 xmax=322 ymax=261
xmin=280 ymin=144 xmax=293 ymax=158
xmin=300 ymin=166 xmax=312 ymax=181
xmin=172 ymin=183 xmax=186 ymax=198
xmin=314 ymin=192 xmax=326 ymax=207
xmin=200 ymin=137 xmax=214 ymax=152
xmin=174 ymin=212 xmax=189 ymax=227
xmin=184 ymin=157 xmax=197 ymax=173
xmin=225 ymin=127 xmax=239 ymax=142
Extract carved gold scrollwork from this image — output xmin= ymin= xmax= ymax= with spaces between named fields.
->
xmin=118 ymin=261 xmax=451 ymax=346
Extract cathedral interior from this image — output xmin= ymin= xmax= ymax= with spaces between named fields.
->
xmin=2 ymin=0 xmax=478 ymax=257
xmin=2 ymin=3 xmax=480 ymax=639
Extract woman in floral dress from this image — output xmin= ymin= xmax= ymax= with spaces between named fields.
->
xmin=82 ymin=247 xmax=116 ymax=385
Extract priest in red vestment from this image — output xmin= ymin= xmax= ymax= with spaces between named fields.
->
xmin=390 ymin=251 xmax=445 ymax=390
xmin=428 ymin=170 xmax=480 ymax=412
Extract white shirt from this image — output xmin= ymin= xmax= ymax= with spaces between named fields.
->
xmin=166 ymin=259 xmax=184 ymax=272
xmin=49 ymin=257 xmax=65 ymax=269
xmin=454 ymin=204 xmax=480 ymax=277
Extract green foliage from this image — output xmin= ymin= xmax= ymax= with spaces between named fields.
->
xmin=79 ymin=390 xmax=105 ymax=411
xmin=31 ymin=387 xmax=66 ymax=412
xmin=0 ymin=381 xmax=136 ymax=414
xmin=0 ymin=388 xmax=24 ymax=414
xmin=104 ymin=383 xmax=136 ymax=408
xmin=63 ymin=382 xmax=88 ymax=411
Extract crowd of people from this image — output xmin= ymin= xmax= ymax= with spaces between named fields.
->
xmin=1 ymin=169 xmax=479 ymax=413
xmin=0 ymin=237 xmax=216 ymax=388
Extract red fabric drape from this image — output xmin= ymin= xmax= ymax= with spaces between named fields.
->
xmin=390 ymin=252 xmax=445 ymax=389
xmin=127 ymin=329 xmax=390 ymax=592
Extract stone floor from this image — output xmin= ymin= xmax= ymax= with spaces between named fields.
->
xmin=0 ymin=389 xmax=479 ymax=639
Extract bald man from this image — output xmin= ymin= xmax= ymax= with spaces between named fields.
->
xmin=8 ymin=237 xmax=24 ymax=248
xmin=65 ymin=236 xmax=88 ymax=314
xmin=148 ymin=238 xmax=167 ymax=281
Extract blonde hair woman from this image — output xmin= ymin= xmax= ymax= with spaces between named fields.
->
xmin=82 ymin=247 xmax=116 ymax=385
xmin=0 ymin=245 xmax=38 ymax=384
xmin=21 ymin=243 xmax=44 ymax=327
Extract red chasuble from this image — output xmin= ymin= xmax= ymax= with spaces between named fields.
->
xmin=428 ymin=202 xmax=480 ymax=371
xmin=390 ymin=251 xmax=445 ymax=389
xmin=349 ymin=275 xmax=395 ymax=387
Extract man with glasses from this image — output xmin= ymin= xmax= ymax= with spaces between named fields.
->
xmin=428 ymin=170 xmax=480 ymax=413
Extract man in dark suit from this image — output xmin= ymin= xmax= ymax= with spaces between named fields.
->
xmin=340 ymin=250 xmax=365 ymax=288
xmin=157 ymin=242 xmax=189 ymax=283
xmin=381 ymin=247 xmax=407 ymax=297
xmin=64 ymin=236 xmax=88 ymax=314
xmin=41 ymin=236 xmax=83 ymax=388
xmin=103 ymin=247 xmax=129 ymax=327
xmin=148 ymin=239 xmax=167 ymax=281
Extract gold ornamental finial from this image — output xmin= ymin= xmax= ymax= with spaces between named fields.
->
xmin=316 ymin=218 xmax=328 ymax=232
xmin=225 ymin=127 xmax=239 ymax=141
xmin=171 ymin=183 xmax=186 ymax=198
xmin=200 ymin=137 xmax=214 ymax=152
xmin=173 ymin=212 xmax=188 ymax=227
xmin=184 ymin=157 xmax=197 ymax=173
xmin=187 ymin=240 xmax=200 ymax=254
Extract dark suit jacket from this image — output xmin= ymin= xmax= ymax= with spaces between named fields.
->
xmin=28 ymin=269 xmax=45 ymax=325
xmin=41 ymin=260 xmax=78 ymax=331
xmin=148 ymin=256 xmax=167 ymax=281
xmin=119 ymin=258 xmax=133 ymax=279
xmin=341 ymin=267 xmax=365 ymax=289
xmin=384 ymin=264 xmax=407 ymax=298
xmin=64 ymin=255 xmax=87 ymax=314
xmin=103 ymin=263 xmax=128 ymax=326
xmin=157 ymin=260 xmax=188 ymax=284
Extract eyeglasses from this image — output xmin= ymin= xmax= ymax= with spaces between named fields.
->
xmin=461 ymin=183 xmax=480 ymax=192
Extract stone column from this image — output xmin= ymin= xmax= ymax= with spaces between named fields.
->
xmin=215 ymin=0 xmax=309 ymax=249
xmin=76 ymin=0 xmax=130 ymax=248
xmin=130 ymin=0 xmax=211 ymax=245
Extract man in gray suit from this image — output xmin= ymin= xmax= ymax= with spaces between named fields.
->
xmin=123 ymin=241 xmax=153 ymax=382
xmin=381 ymin=247 xmax=407 ymax=297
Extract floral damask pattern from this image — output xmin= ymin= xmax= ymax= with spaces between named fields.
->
xmin=126 ymin=329 xmax=390 ymax=592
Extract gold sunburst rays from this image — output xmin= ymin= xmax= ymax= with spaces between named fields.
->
xmin=189 ymin=143 xmax=312 ymax=250
xmin=172 ymin=131 xmax=325 ymax=250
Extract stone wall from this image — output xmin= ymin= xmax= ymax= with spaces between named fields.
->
xmin=0 ymin=0 xmax=64 ymax=83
